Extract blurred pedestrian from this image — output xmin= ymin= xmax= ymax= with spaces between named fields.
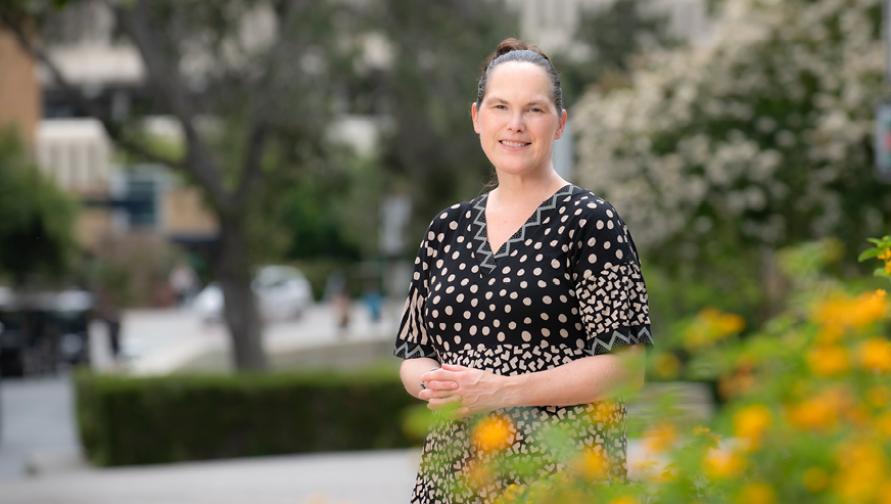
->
xmin=325 ymin=270 xmax=351 ymax=339
xmin=169 ymin=260 xmax=198 ymax=307
xmin=363 ymin=277 xmax=382 ymax=323
xmin=93 ymin=283 xmax=122 ymax=361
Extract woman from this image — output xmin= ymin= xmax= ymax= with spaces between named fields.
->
xmin=393 ymin=38 xmax=654 ymax=503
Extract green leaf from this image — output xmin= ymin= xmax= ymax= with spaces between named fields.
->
xmin=858 ymin=249 xmax=879 ymax=261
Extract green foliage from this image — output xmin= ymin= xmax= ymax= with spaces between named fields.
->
xmin=859 ymin=235 xmax=891 ymax=280
xmin=0 ymin=129 xmax=78 ymax=286
xmin=553 ymin=0 xmax=679 ymax=106
xmin=74 ymin=366 xmax=418 ymax=466
xmin=576 ymin=0 xmax=889 ymax=260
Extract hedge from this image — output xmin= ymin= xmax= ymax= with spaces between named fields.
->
xmin=73 ymin=367 xmax=418 ymax=466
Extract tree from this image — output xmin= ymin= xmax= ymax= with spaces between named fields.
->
xmin=366 ymin=0 xmax=518 ymax=238
xmin=0 ymin=0 xmax=365 ymax=370
xmin=572 ymin=0 xmax=889 ymax=316
xmin=553 ymin=0 xmax=678 ymax=107
xmin=0 ymin=129 xmax=78 ymax=286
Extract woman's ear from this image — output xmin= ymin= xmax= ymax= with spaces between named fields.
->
xmin=554 ymin=108 xmax=568 ymax=139
xmin=471 ymin=101 xmax=481 ymax=134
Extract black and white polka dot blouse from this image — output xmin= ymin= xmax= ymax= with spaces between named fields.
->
xmin=394 ymin=183 xmax=653 ymax=503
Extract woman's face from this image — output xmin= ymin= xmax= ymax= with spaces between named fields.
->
xmin=471 ymin=61 xmax=567 ymax=177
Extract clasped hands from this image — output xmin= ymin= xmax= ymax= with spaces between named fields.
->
xmin=419 ymin=363 xmax=506 ymax=418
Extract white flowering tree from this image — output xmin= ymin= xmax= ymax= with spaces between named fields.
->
xmin=574 ymin=0 xmax=889 ymax=286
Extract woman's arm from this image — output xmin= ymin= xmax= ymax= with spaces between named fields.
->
xmin=399 ymin=357 xmax=455 ymax=400
xmin=421 ymin=345 xmax=646 ymax=415
xmin=502 ymin=345 xmax=646 ymax=408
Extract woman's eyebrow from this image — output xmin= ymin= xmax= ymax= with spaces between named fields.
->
xmin=489 ymin=97 xmax=548 ymax=106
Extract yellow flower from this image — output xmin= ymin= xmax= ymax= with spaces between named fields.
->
xmin=737 ymin=482 xmax=775 ymax=504
xmin=833 ymin=440 xmax=888 ymax=503
xmin=643 ymin=423 xmax=678 ymax=453
xmin=703 ymin=447 xmax=746 ymax=479
xmin=589 ymin=399 xmax=622 ymax=426
xmin=684 ymin=308 xmax=745 ymax=349
xmin=806 ymin=345 xmax=849 ymax=376
xmin=786 ymin=387 xmax=847 ymax=431
xmin=858 ymin=338 xmax=891 ymax=373
xmin=867 ymin=385 xmax=890 ymax=408
xmin=610 ymin=497 xmax=639 ymax=504
xmin=802 ymin=467 xmax=829 ymax=492
xmin=880 ymin=481 xmax=891 ymax=504
xmin=879 ymin=249 xmax=891 ymax=274
xmin=472 ymin=414 xmax=514 ymax=453
xmin=574 ymin=447 xmax=609 ymax=480
xmin=733 ymin=404 xmax=771 ymax=450
xmin=812 ymin=290 xmax=888 ymax=339
xmin=875 ymin=412 xmax=891 ymax=440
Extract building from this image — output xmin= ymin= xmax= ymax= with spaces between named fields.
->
xmin=0 ymin=26 xmax=40 ymax=145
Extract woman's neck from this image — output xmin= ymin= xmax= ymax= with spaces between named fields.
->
xmin=490 ymin=168 xmax=569 ymax=205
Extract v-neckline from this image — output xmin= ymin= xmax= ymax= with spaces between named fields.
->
xmin=481 ymin=183 xmax=573 ymax=257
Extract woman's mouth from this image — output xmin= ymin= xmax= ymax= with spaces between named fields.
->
xmin=499 ymin=140 xmax=531 ymax=150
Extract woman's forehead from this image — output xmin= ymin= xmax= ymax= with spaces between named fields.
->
xmin=484 ymin=61 xmax=552 ymax=101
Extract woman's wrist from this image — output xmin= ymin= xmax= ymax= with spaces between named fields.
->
xmin=498 ymin=373 xmax=527 ymax=409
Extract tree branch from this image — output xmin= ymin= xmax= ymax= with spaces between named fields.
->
xmin=107 ymin=0 xmax=227 ymax=208
xmin=0 ymin=11 xmax=189 ymax=171
xmin=231 ymin=0 xmax=312 ymax=209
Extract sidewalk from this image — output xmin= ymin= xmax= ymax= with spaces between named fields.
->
xmin=0 ymin=374 xmax=418 ymax=503
xmin=1 ymin=449 xmax=419 ymax=504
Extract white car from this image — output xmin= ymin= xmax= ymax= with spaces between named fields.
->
xmin=192 ymin=265 xmax=313 ymax=323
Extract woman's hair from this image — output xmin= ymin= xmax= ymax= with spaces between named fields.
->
xmin=475 ymin=37 xmax=564 ymax=115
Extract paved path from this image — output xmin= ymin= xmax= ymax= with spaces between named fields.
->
xmin=0 ymin=375 xmax=81 ymax=480
xmin=1 ymin=449 xmax=419 ymax=504
xmin=0 ymin=374 xmax=418 ymax=503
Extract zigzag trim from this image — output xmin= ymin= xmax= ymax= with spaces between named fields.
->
xmin=393 ymin=341 xmax=439 ymax=360
xmin=585 ymin=325 xmax=654 ymax=356
xmin=471 ymin=184 xmax=575 ymax=275
xmin=471 ymin=197 xmax=497 ymax=274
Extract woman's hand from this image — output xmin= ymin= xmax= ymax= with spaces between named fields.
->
xmin=419 ymin=363 xmax=506 ymax=418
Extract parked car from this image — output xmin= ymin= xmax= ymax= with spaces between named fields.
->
xmin=0 ymin=287 xmax=93 ymax=377
xmin=192 ymin=265 xmax=313 ymax=323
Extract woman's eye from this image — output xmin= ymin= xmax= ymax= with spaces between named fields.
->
xmin=530 ymin=108 xmax=543 ymax=113
xmin=494 ymin=104 xmax=506 ymax=109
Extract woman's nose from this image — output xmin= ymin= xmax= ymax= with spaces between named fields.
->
xmin=507 ymin=112 xmax=525 ymax=131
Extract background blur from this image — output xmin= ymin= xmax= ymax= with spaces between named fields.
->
xmin=0 ymin=0 xmax=888 ymax=502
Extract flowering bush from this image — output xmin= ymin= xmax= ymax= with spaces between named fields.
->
xmin=407 ymin=237 xmax=890 ymax=502
xmin=573 ymin=0 xmax=889 ymax=260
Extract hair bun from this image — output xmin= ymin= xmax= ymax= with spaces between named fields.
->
xmin=494 ymin=37 xmax=530 ymax=57
xmin=483 ymin=37 xmax=551 ymax=69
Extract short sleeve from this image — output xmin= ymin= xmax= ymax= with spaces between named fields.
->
xmin=571 ymin=199 xmax=653 ymax=356
xmin=392 ymin=217 xmax=440 ymax=361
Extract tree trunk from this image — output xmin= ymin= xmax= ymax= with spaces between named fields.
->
xmin=217 ymin=216 xmax=267 ymax=371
